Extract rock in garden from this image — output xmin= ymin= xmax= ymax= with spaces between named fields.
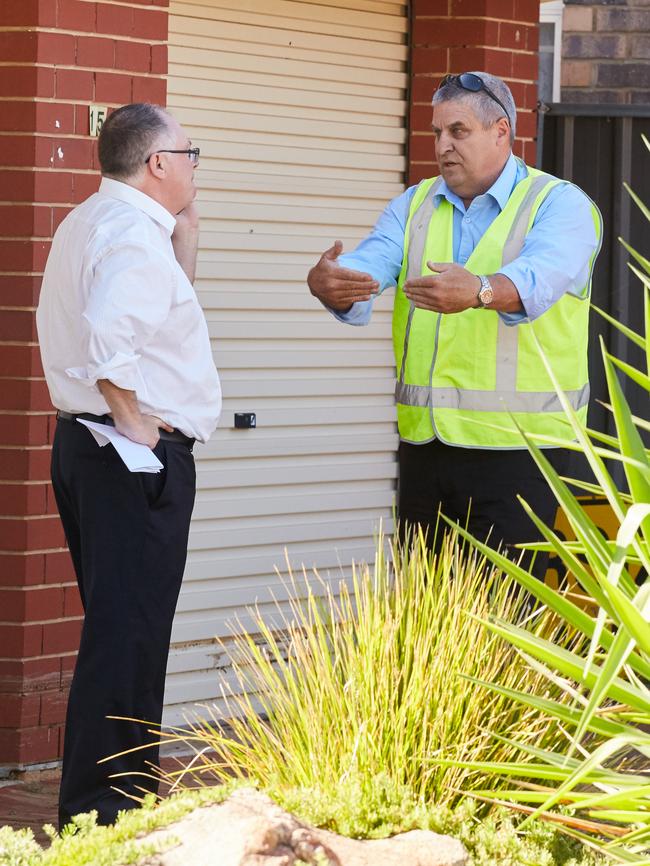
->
xmin=139 ymin=788 xmax=467 ymax=866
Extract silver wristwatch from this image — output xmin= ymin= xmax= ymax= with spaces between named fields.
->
xmin=477 ymin=275 xmax=494 ymax=308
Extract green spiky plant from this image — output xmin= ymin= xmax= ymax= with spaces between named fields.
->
xmin=439 ymin=138 xmax=650 ymax=863
xmin=151 ymin=528 xmax=581 ymax=827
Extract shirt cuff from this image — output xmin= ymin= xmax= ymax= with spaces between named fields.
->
xmin=327 ymin=299 xmax=373 ymax=326
xmin=65 ymin=352 xmax=141 ymax=392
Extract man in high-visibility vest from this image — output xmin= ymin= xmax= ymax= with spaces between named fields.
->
xmin=307 ymin=71 xmax=602 ymax=576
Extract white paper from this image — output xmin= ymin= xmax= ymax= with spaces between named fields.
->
xmin=77 ymin=419 xmax=163 ymax=473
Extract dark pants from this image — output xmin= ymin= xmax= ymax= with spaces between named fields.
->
xmin=51 ymin=419 xmax=196 ymax=828
xmin=398 ymin=439 xmax=569 ymax=579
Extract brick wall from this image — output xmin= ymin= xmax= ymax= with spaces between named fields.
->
xmin=409 ymin=0 xmax=540 ymax=184
xmin=562 ymin=0 xmax=649 ymax=103
xmin=0 ymin=0 xmax=169 ymax=771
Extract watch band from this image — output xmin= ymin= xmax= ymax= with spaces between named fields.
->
xmin=477 ymin=275 xmax=494 ymax=308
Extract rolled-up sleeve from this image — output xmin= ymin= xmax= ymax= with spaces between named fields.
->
xmin=498 ymin=182 xmax=601 ymax=325
xmin=65 ymin=241 xmax=173 ymax=393
xmin=330 ymin=186 xmax=416 ymax=326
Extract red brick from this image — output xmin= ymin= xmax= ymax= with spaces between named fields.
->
xmin=0 ymin=0 xmax=42 ymax=26
xmin=115 ymin=39 xmax=152 ymax=72
xmin=33 ymin=171 xmax=74 ymax=204
xmin=42 ymin=619 xmax=82 ymax=654
xmin=74 ymin=104 xmax=90 ymax=135
xmin=414 ymin=0 xmax=450 ymax=14
xmin=150 ymin=43 xmax=167 ymax=74
xmin=35 ymin=102 xmax=76 ymax=135
xmin=511 ymin=51 xmax=538 ymax=81
xmin=95 ymin=70 xmax=135 ymax=104
xmin=499 ymin=21 xmax=527 ymax=50
xmin=71 ymin=172 xmax=101 ymax=203
xmin=132 ymin=75 xmax=166 ymax=105
xmin=0 ymin=483 xmax=48 ymax=516
xmin=37 ymin=32 xmax=77 ymax=64
xmin=76 ymin=35 xmax=115 ymax=69
xmin=0 ymin=66 xmax=55 ymax=99
xmin=0 ymin=552 xmax=46 ymax=588
xmin=51 ymin=138 xmax=94 ymax=170
xmin=513 ymin=0 xmax=539 ymax=24
xmin=410 ymin=102 xmax=436 ymax=133
xmin=0 ymin=102 xmax=36 ymax=133
xmin=133 ymin=6 xmax=168 ymax=40
xmin=0 ymin=516 xmax=65 ymax=552
xmin=45 ymin=551 xmax=76 ymax=585
xmin=522 ymin=138 xmax=536 ymax=164
xmin=526 ymin=24 xmax=539 ymax=51
xmin=63 ymin=586 xmax=83 ymax=618
xmin=60 ymin=652 xmax=76 ymax=687
xmin=0 ymin=32 xmax=38 ymax=63
xmin=0 ymin=311 xmax=36 ymax=343
xmin=414 ymin=17 xmax=495 ymax=46
xmin=0 ymin=724 xmax=61 ymax=764
xmin=0 ymin=203 xmax=34 ymax=236
xmin=409 ymin=134 xmax=436 ymax=162
xmin=0 ymin=692 xmax=41 ymax=727
xmin=0 ymin=170 xmax=34 ymax=203
xmin=0 ymin=445 xmax=52 ymax=480
xmin=0 ymin=411 xmax=49 ymax=446
xmin=46 ymin=485 xmax=61 ymax=515
xmin=55 ymin=68 xmax=95 ymax=100
xmin=411 ymin=76 xmax=437 ymax=104
xmin=0 ymin=656 xmax=59 ymax=692
xmin=57 ymin=0 xmax=97 ymax=31
xmin=53 ymin=206 xmax=74 ymax=232
xmin=0 ymin=275 xmax=40 ymax=307
xmin=40 ymin=688 xmax=68 ymax=725
xmin=451 ymin=0 xmax=515 ymax=17
xmin=412 ymin=47 xmax=449 ymax=76
xmin=0 ymin=623 xmax=43 ymax=658
xmin=0 ymin=587 xmax=64 ymax=621
xmin=96 ymin=2 xmax=135 ymax=36
xmin=409 ymin=163 xmax=437 ymax=186
xmin=516 ymin=110 xmax=537 ymax=138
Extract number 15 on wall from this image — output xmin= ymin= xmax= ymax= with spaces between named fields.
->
xmin=89 ymin=106 xmax=108 ymax=137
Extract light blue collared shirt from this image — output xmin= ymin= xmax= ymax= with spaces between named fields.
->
xmin=334 ymin=154 xmax=599 ymax=326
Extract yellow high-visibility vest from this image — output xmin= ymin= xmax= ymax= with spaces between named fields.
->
xmin=392 ymin=162 xmax=602 ymax=448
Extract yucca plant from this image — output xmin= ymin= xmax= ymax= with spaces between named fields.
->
xmin=440 ymin=139 xmax=650 ymax=863
xmin=152 ymin=529 xmax=577 ymax=830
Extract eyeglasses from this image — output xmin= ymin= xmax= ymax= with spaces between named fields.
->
xmin=438 ymin=73 xmax=511 ymax=125
xmin=145 ymin=147 xmax=200 ymax=165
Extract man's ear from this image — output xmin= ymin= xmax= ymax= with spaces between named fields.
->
xmin=146 ymin=153 xmax=166 ymax=179
xmin=495 ymin=116 xmax=511 ymax=145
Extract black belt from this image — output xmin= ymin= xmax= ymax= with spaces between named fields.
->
xmin=56 ymin=411 xmax=195 ymax=448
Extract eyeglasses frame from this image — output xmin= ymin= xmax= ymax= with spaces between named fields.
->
xmin=145 ymin=147 xmax=200 ymax=165
xmin=438 ymin=73 xmax=511 ymax=127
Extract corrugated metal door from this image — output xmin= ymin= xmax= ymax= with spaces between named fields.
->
xmin=164 ymin=0 xmax=408 ymax=725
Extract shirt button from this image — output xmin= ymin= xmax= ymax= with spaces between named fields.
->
xmin=464 ymin=216 xmax=471 ymax=223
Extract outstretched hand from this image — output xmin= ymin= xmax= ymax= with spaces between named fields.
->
xmin=403 ymin=262 xmax=480 ymax=313
xmin=308 ymin=240 xmax=379 ymax=312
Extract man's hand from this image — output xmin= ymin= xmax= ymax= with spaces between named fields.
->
xmin=114 ymin=414 xmax=173 ymax=449
xmin=172 ymin=201 xmax=200 ymax=283
xmin=98 ymin=380 xmax=173 ymax=449
xmin=308 ymin=240 xmax=379 ymax=312
xmin=403 ymin=262 xmax=480 ymax=313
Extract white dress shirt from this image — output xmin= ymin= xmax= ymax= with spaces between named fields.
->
xmin=36 ymin=178 xmax=221 ymax=443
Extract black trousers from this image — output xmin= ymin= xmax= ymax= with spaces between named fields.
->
xmin=51 ymin=419 xmax=196 ymax=828
xmin=398 ymin=439 xmax=569 ymax=580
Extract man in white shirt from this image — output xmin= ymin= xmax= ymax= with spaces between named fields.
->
xmin=36 ymin=103 xmax=221 ymax=828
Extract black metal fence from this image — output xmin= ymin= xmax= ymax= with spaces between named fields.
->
xmin=538 ymin=103 xmax=650 ymax=481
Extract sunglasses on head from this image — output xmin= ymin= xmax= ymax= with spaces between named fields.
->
xmin=438 ymin=73 xmax=511 ymax=125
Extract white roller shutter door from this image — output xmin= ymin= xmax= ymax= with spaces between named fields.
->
xmin=165 ymin=0 xmax=408 ymax=724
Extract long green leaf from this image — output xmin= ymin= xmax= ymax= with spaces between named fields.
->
xmin=609 ymin=351 xmax=650 ymax=392
xmin=479 ymin=616 xmax=650 ymax=711
xmin=620 ymin=236 xmax=650 ymax=277
xmin=592 ymin=302 xmax=646 ymax=351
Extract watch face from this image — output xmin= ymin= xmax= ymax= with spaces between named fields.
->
xmin=479 ymin=285 xmax=494 ymax=306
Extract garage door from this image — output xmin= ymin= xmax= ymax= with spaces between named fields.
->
xmin=165 ymin=0 xmax=408 ymax=726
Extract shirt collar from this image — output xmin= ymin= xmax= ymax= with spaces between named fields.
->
xmin=433 ymin=152 xmax=520 ymax=213
xmin=98 ymin=177 xmax=177 ymax=234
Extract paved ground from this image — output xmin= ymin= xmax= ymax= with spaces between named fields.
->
xmin=0 ymin=748 xmax=216 ymax=847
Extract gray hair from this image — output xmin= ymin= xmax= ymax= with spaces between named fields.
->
xmin=98 ymin=103 xmax=173 ymax=180
xmin=432 ymin=72 xmax=517 ymax=144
